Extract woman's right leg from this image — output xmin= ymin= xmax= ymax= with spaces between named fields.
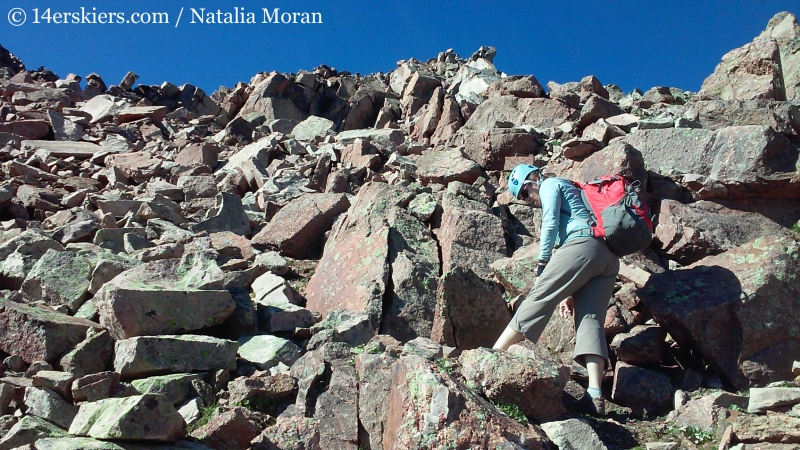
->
xmin=497 ymin=238 xmax=604 ymax=348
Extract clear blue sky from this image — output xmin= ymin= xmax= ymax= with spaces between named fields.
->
xmin=1 ymin=1 xmax=796 ymax=96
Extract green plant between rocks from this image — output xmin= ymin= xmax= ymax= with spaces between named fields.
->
xmin=491 ymin=400 xmax=529 ymax=426
xmin=436 ymin=358 xmax=454 ymax=374
xmin=680 ymin=426 xmax=715 ymax=445
xmin=188 ymin=404 xmax=219 ymax=434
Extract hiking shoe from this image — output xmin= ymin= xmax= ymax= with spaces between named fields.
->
xmin=589 ymin=395 xmax=606 ymax=417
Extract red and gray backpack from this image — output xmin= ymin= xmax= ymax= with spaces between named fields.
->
xmin=574 ymin=175 xmax=654 ymax=256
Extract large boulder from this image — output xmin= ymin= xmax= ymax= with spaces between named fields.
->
xmin=700 ymin=31 xmax=787 ymax=101
xmin=611 ymin=362 xmax=673 ymax=416
xmin=355 ymin=353 xmax=395 ymax=450
xmin=190 ymin=407 xmax=261 ymax=450
xmin=113 ymin=335 xmax=238 ymax=377
xmin=640 ymin=235 xmax=800 ymax=389
xmin=0 ymin=415 xmax=67 ymax=449
xmin=314 ymin=365 xmax=359 ymax=450
xmin=435 ymin=182 xmax=507 ymax=279
xmin=190 ymin=192 xmax=251 ymax=236
xmin=20 ymin=249 xmax=92 ymax=314
xmin=415 ymin=148 xmax=483 ymax=186
xmin=69 ymin=394 xmax=185 ymax=441
xmin=251 ymin=193 xmax=350 ymax=258
xmin=758 ymin=12 xmax=800 ymax=100
xmin=305 ymin=183 xmax=413 ymax=327
xmin=548 ymin=141 xmax=647 ymax=186
xmin=93 ymin=257 xmax=235 ymax=339
xmin=459 ymin=348 xmax=569 ymax=421
xmin=383 ymin=355 xmax=550 ymax=449
xmin=620 ymin=126 xmax=800 ymax=198
xmin=451 ymin=128 xmax=540 ymax=170
xmin=237 ymin=335 xmax=301 ymax=370
xmin=463 ymin=96 xmax=579 ymax=131
xmin=0 ymin=229 xmax=63 ymax=290
xmin=0 ymin=299 xmax=100 ymax=364
xmin=382 ymin=207 xmax=441 ymax=341
xmin=654 ymin=198 xmax=799 ymax=265
xmin=689 ymin=99 xmax=800 ymax=137
xmin=431 ymin=267 xmax=510 ymax=350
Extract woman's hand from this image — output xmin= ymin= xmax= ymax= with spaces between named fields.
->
xmin=558 ymin=297 xmax=574 ymax=319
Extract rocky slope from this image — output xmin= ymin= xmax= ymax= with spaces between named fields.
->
xmin=0 ymin=10 xmax=799 ymax=450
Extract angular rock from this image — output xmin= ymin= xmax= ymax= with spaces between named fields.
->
xmin=227 ymin=373 xmax=295 ymax=406
xmin=431 ymin=267 xmax=510 ymax=350
xmin=383 ymin=355 xmax=549 ymax=449
xmin=485 ymin=75 xmax=545 ymax=99
xmin=69 ymin=394 xmax=185 ymax=441
xmin=436 ymin=182 xmax=507 ymax=279
xmin=464 ymin=96 xmax=579 ymax=131
xmin=415 ymin=147 xmax=482 ymax=185
xmin=401 ymin=338 xmax=443 ymax=361
xmin=116 ymin=106 xmax=167 ymax=124
xmin=382 ymin=207 xmax=440 ymax=341
xmin=290 ymin=350 xmax=326 ymax=416
xmin=0 ymin=415 xmax=67 ymax=449
xmin=258 ymin=300 xmax=315 ymax=333
xmin=24 ymin=386 xmax=78 ymax=429
xmin=237 ymin=335 xmax=301 ymax=371
xmin=252 ymin=193 xmax=350 ymax=258
xmin=460 ymin=348 xmax=569 ymax=421
xmin=654 ymin=198 xmax=799 ymax=265
xmin=452 ymin=128 xmax=539 ymax=171
xmin=700 ymin=35 xmax=787 ymax=101
xmin=340 ymin=139 xmax=381 ymax=176
xmin=748 ymin=387 xmax=800 ymax=414
xmin=113 ymin=335 xmax=238 ymax=377
xmin=640 ymin=235 xmax=800 ymax=389
xmin=355 ymin=353 xmax=395 ymax=450
xmin=305 ymin=183 xmax=412 ymax=327
xmin=731 ymin=412 xmax=800 ymax=445
xmin=131 ymin=373 xmax=203 ymax=406
xmin=292 ymin=116 xmax=335 ymax=142
xmin=706 ymin=125 xmax=799 ymax=198
xmin=105 ymin=152 xmax=162 ymax=181
xmin=251 ymin=415 xmax=321 ymax=450
xmin=71 ymin=372 xmax=120 ymax=404
xmin=540 ymin=419 xmax=608 ymax=450
xmin=191 ymin=407 xmax=260 ymax=450
xmin=190 ymin=192 xmax=251 ymax=236
xmin=94 ymin=260 xmax=235 ymax=339
xmin=610 ymin=325 xmax=667 ymax=366
xmin=0 ymin=229 xmax=63 ymax=290
xmin=175 ymin=142 xmax=219 ymax=168
xmin=578 ymin=95 xmax=624 ymax=128
xmin=690 ymin=99 xmax=800 ymax=136
xmin=0 ymin=299 xmax=100 ymax=364
xmin=309 ymin=310 xmax=376 ymax=348
xmin=612 ymin=362 xmax=673 ymax=416
xmin=314 ymin=365 xmax=358 ymax=450
xmin=335 ymin=128 xmax=405 ymax=150
xmin=31 ymin=371 xmax=74 ymax=398
xmin=20 ymin=249 xmax=91 ymax=313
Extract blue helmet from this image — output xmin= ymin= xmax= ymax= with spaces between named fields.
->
xmin=508 ymin=164 xmax=540 ymax=199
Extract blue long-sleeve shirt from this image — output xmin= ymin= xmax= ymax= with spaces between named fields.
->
xmin=537 ymin=178 xmax=594 ymax=262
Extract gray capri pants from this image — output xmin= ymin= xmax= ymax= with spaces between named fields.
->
xmin=510 ymin=237 xmax=619 ymax=367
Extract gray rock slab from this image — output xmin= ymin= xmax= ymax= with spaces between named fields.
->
xmin=541 ymin=418 xmax=608 ymax=450
xmin=114 ymin=335 xmax=238 ymax=377
xmin=748 ymin=387 xmax=800 ymax=414
xmin=68 ymin=394 xmax=185 ymax=441
xmin=24 ymin=386 xmax=78 ymax=429
xmin=237 ymin=335 xmax=301 ymax=371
